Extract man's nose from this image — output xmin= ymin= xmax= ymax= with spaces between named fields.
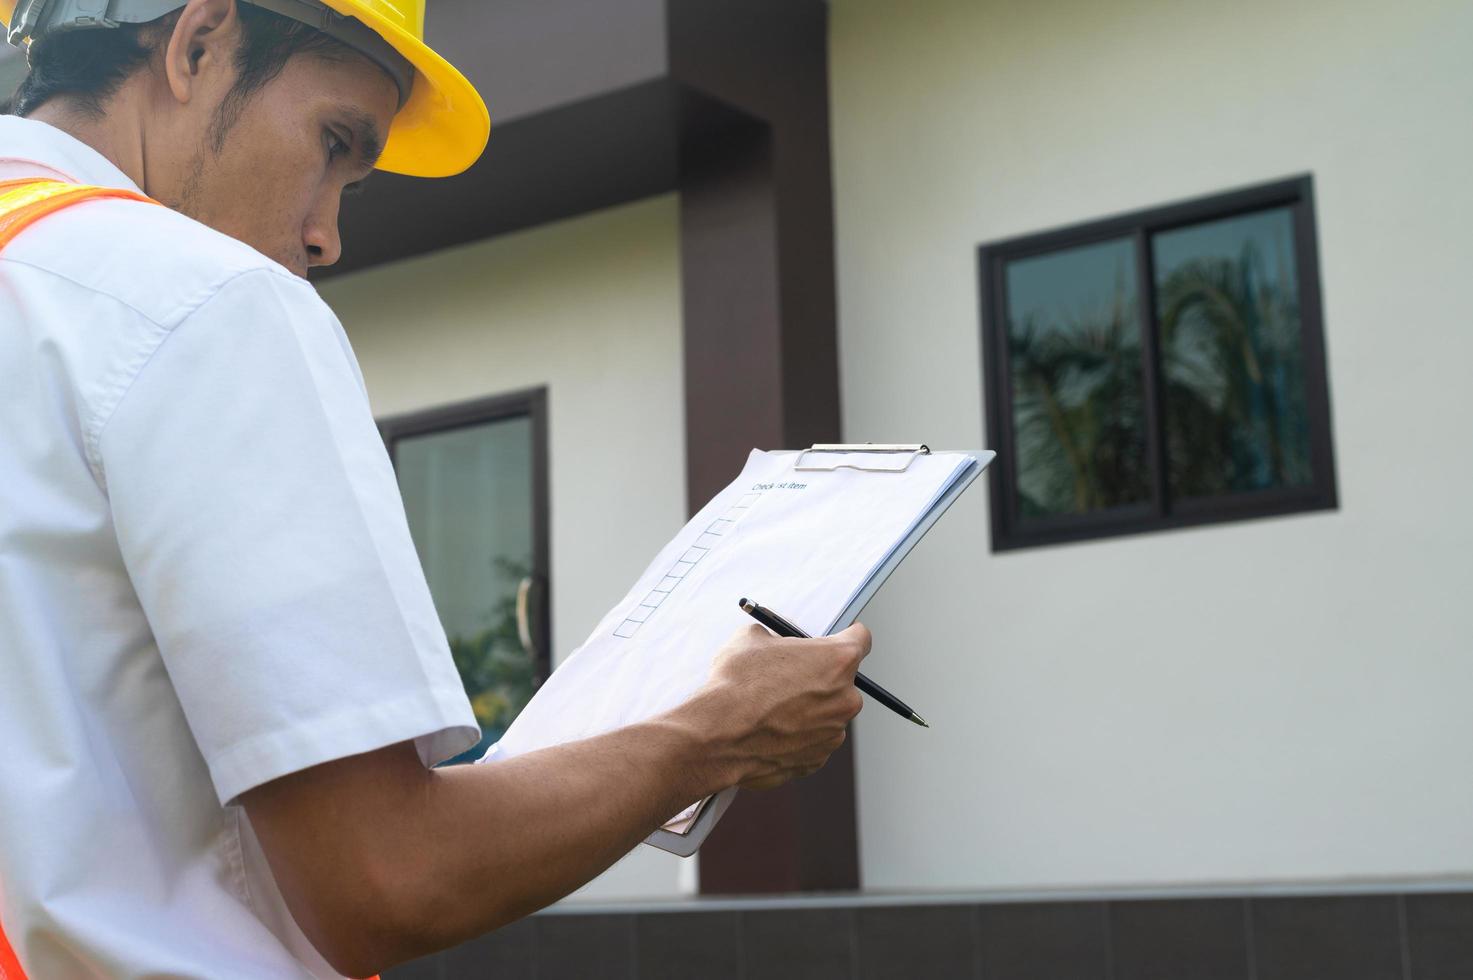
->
xmin=304 ymin=201 xmax=343 ymax=269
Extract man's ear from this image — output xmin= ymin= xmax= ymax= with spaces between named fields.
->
xmin=162 ymin=0 xmax=240 ymax=106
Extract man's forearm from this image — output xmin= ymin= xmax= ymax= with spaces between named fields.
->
xmin=255 ymin=692 xmax=741 ymax=976
xmin=246 ymin=623 xmax=868 ymax=978
xmin=400 ymin=698 xmax=736 ymax=947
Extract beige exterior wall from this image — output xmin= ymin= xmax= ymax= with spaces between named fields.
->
xmin=318 ymin=194 xmax=694 ymax=901
xmin=829 ymin=0 xmax=1473 ymax=892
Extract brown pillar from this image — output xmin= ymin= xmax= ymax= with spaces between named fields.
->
xmin=672 ymin=0 xmax=857 ymax=894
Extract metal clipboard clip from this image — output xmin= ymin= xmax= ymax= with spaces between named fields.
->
xmin=793 ymin=443 xmax=931 ymax=473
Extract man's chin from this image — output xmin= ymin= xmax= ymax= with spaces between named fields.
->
xmin=246 ymin=242 xmax=306 ymax=279
xmin=165 ymin=203 xmax=289 ymax=271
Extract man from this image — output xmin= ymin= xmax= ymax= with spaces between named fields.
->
xmin=0 ymin=1 xmax=870 ymax=976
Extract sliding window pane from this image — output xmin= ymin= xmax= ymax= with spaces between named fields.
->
xmin=1153 ymin=207 xmax=1312 ymax=500
xmin=396 ymin=416 xmax=536 ymax=759
xmin=1004 ymin=238 xmax=1150 ymax=519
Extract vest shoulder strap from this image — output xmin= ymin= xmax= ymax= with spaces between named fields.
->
xmin=0 ymin=177 xmax=162 ymax=252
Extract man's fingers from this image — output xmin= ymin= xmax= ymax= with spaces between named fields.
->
xmin=833 ymin=622 xmax=872 ymax=667
xmin=840 ymin=622 xmax=872 ymax=659
xmin=740 ymin=761 xmax=827 ymax=792
xmin=735 ymin=622 xmax=772 ymax=644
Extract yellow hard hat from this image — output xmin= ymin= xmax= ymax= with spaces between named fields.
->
xmin=315 ymin=0 xmax=488 ymax=177
xmin=1 ymin=0 xmax=489 ymax=178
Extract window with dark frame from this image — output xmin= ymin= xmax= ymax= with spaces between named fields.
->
xmin=378 ymin=388 xmax=552 ymax=763
xmin=979 ymin=176 xmax=1337 ymax=551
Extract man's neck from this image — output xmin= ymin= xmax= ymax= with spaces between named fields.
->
xmin=28 ymin=93 xmax=153 ymax=194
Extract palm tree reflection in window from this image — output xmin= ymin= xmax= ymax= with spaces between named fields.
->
xmin=1004 ymin=209 xmax=1311 ymax=521
xmin=1154 ymin=208 xmax=1312 ymax=500
xmin=1006 ymin=238 xmax=1150 ymax=518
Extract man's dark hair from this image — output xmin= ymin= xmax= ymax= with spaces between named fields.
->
xmin=7 ymin=4 xmax=350 ymax=147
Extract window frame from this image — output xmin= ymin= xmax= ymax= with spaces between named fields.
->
xmin=377 ymin=386 xmax=553 ymax=684
xmin=978 ymin=176 xmax=1337 ymax=551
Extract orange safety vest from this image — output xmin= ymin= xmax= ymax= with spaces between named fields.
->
xmin=0 ymin=178 xmax=381 ymax=980
xmin=0 ymin=925 xmax=20 ymax=980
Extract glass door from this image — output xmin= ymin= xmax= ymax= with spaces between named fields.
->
xmin=380 ymin=389 xmax=550 ymax=764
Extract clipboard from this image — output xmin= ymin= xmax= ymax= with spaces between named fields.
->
xmin=643 ymin=444 xmax=994 ymax=855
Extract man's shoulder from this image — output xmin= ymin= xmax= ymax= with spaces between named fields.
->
xmin=0 ymin=193 xmax=321 ymax=326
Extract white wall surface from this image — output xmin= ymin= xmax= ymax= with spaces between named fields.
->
xmin=830 ymin=0 xmax=1473 ymax=892
xmin=318 ymin=195 xmax=695 ymax=902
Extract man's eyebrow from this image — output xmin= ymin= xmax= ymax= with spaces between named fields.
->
xmin=341 ymin=107 xmax=385 ymax=172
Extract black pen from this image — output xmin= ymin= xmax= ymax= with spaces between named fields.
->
xmin=739 ymin=598 xmax=929 ymax=728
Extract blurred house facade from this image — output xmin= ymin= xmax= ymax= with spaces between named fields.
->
xmin=319 ymin=0 xmax=1473 ymax=973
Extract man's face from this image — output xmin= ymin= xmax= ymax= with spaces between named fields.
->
xmin=173 ymin=49 xmax=398 ymax=279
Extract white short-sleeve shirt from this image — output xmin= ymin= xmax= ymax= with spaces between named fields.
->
xmin=0 ymin=115 xmax=480 ymax=978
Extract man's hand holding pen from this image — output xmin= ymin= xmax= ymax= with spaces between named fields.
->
xmin=682 ymin=622 xmax=872 ymax=791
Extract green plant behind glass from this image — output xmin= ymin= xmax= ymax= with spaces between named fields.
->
xmin=447 ymin=555 xmax=538 ymax=750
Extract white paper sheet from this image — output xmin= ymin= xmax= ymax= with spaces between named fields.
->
xmin=476 ymin=448 xmax=977 ymax=832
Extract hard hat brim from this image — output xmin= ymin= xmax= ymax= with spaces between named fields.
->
xmin=319 ymin=0 xmax=490 ymax=178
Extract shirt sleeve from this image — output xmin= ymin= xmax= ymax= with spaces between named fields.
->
xmin=99 ymin=267 xmax=480 ymax=806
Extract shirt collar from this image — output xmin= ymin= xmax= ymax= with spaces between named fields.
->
xmin=0 ymin=114 xmax=145 ymax=194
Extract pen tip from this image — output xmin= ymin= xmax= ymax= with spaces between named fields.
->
xmin=911 ymin=714 xmax=930 ymax=728
xmin=738 ymin=598 xmax=753 ymax=611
